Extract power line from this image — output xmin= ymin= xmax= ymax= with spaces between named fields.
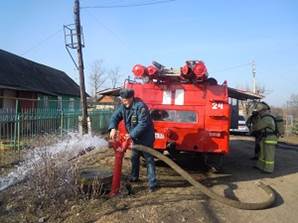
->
xmin=210 ymin=62 xmax=251 ymax=74
xmin=82 ymin=10 xmax=139 ymax=59
xmin=21 ymin=29 xmax=63 ymax=56
xmin=85 ymin=11 xmax=129 ymax=48
xmin=81 ymin=0 xmax=176 ymax=9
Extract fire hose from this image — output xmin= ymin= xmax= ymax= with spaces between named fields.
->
xmin=109 ymin=139 xmax=276 ymax=210
xmin=132 ymin=144 xmax=275 ymax=210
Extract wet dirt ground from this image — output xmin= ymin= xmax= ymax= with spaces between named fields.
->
xmin=1 ymin=135 xmax=298 ymax=223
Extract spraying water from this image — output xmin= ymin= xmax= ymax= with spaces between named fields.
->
xmin=0 ymin=133 xmax=108 ymax=192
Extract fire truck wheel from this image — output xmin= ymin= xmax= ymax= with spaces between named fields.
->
xmin=203 ymin=153 xmax=224 ymax=173
xmin=167 ymin=142 xmax=180 ymax=159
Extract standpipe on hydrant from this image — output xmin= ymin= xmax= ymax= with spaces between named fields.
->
xmin=108 ymin=138 xmax=276 ymax=210
xmin=108 ymin=137 xmax=132 ymax=197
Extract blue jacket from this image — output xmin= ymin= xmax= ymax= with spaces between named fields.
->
xmin=108 ymin=98 xmax=155 ymax=147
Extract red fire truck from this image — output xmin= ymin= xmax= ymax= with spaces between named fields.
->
xmin=120 ymin=60 xmax=230 ymax=161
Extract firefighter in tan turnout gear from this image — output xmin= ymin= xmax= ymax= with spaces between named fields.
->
xmin=249 ymin=102 xmax=278 ymax=173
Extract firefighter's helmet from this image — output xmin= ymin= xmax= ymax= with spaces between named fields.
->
xmin=254 ymin=101 xmax=270 ymax=112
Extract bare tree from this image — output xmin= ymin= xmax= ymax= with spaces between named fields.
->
xmin=287 ymin=94 xmax=298 ymax=119
xmin=271 ymin=106 xmax=283 ymax=117
xmin=285 ymin=94 xmax=298 ymax=135
xmin=240 ymin=83 xmax=266 ymax=96
xmin=255 ymin=84 xmax=266 ymax=95
xmin=237 ymin=83 xmax=266 ymax=117
xmin=89 ymin=60 xmax=106 ymax=97
xmin=109 ymin=66 xmax=121 ymax=88
xmin=240 ymin=100 xmax=255 ymax=118
xmin=289 ymin=94 xmax=298 ymax=107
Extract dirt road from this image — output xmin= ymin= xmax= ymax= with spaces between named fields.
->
xmin=1 ymin=136 xmax=298 ymax=223
xmin=205 ymin=136 xmax=298 ymax=223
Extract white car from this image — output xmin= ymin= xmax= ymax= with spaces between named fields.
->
xmin=230 ymin=115 xmax=250 ymax=135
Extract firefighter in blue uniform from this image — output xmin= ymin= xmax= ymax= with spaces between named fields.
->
xmin=108 ymin=88 xmax=158 ymax=192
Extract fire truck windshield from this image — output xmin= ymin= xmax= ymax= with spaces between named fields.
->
xmin=150 ymin=109 xmax=196 ymax=123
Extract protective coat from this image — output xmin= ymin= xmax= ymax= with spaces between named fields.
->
xmin=108 ymin=98 xmax=155 ymax=147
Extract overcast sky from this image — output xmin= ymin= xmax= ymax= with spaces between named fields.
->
xmin=1 ymin=0 xmax=297 ymax=106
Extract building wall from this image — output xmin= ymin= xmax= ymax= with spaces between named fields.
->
xmin=37 ymin=94 xmax=80 ymax=111
xmin=97 ymin=95 xmax=116 ymax=104
xmin=0 ymin=89 xmax=38 ymax=111
xmin=95 ymin=104 xmax=115 ymax=110
xmin=2 ymin=89 xmax=17 ymax=109
xmin=0 ymin=88 xmax=80 ymax=111
xmin=19 ymin=91 xmax=37 ymax=109
xmin=61 ymin=95 xmax=81 ymax=111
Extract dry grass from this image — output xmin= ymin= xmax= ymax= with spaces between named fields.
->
xmin=0 ymin=135 xmax=85 ymax=222
xmin=23 ymin=148 xmax=77 ymax=208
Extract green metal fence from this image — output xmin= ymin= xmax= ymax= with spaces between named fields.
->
xmin=89 ymin=110 xmax=113 ymax=133
xmin=0 ymin=108 xmax=113 ymax=150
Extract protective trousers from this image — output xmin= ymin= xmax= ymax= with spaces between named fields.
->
xmin=256 ymin=135 xmax=277 ymax=173
xmin=254 ymin=136 xmax=261 ymax=157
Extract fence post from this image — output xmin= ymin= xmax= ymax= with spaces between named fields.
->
xmin=13 ymin=99 xmax=19 ymax=149
xmin=87 ymin=116 xmax=91 ymax=135
xmin=17 ymin=112 xmax=20 ymax=151
xmin=60 ymin=110 xmax=64 ymax=136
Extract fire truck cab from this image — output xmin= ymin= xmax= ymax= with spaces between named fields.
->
xmin=120 ymin=60 xmax=231 ymax=158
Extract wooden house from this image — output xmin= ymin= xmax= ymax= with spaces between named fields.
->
xmin=0 ymin=49 xmax=82 ymax=111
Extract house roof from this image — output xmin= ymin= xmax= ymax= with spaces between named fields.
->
xmin=97 ymin=87 xmax=122 ymax=96
xmin=0 ymin=49 xmax=81 ymax=97
xmin=97 ymin=95 xmax=118 ymax=104
xmin=228 ymin=87 xmax=263 ymax=100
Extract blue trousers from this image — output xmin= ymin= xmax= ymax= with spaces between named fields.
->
xmin=131 ymin=148 xmax=157 ymax=188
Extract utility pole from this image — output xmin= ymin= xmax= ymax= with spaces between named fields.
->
xmin=74 ymin=0 xmax=88 ymax=134
xmin=252 ymin=60 xmax=256 ymax=94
